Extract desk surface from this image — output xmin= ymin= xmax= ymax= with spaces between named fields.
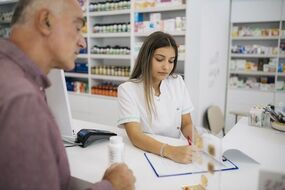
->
xmin=66 ymin=118 xmax=284 ymax=190
xmin=223 ymin=117 xmax=285 ymax=173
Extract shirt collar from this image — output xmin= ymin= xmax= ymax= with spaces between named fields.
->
xmin=0 ymin=38 xmax=50 ymax=90
xmin=160 ymin=79 xmax=166 ymax=94
xmin=152 ymin=79 xmax=166 ymax=96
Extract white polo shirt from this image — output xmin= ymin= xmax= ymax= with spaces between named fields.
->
xmin=117 ymin=75 xmax=194 ymax=138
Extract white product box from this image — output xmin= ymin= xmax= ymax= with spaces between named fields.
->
xmin=163 ymin=19 xmax=176 ymax=32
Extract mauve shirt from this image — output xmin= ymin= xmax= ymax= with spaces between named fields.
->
xmin=0 ymin=39 xmax=114 ymax=190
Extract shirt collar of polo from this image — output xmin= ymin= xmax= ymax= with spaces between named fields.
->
xmin=160 ymin=78 xmax=166 ymax=94
xmin=152 ymin=78 xmax=166 ymax=97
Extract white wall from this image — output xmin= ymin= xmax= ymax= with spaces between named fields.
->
xmin=231 ymin=0 xmax=282 ymax=22
xmin=186 ymin=0 xmax=231 ymax=127
xmin=69 ymin=94 xmax=119 ymax=126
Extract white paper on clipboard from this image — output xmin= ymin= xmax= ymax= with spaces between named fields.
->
xmin=144 ymin=133 xmax=238 ymax=177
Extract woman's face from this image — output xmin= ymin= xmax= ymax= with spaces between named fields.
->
xmin=151 ymin=46 xmax=175 ymax=83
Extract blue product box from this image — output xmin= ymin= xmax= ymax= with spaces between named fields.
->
xmin=74 ymin=62 xmax=88 ymax=73
xmin=278 ymin=63 xmax=284 ymax=72
xmin=79 ymin=47 xmax=88 ymax=54
xmin=66 ymin=80 xmax=74 ymax=91
xmin=134 ymin=13 xmax=143 ymax=22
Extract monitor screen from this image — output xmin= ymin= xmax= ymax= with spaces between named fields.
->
xmin=46 ymin=69 xmax=74 ymax=137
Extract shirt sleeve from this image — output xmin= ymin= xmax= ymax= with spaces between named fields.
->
xmin=0 ymin=93 xmax=67 ymax=190
xmin=179 ymin=76 xmax=194 ymax=114
xmin=117 ymin=83 xmax=140 ymax=126
xmin=87 ymin=180 xmax=115 ymax=190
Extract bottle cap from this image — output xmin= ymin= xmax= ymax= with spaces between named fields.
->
xmin=110 ymin=136 xmax=123 ymax=144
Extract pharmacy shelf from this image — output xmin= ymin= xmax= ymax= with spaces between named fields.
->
xmin=178 ymin=53 xmax=185 ymax=61
xmin=89 ymin=93 xmax=117 ymax=100
xmin=68 ymin=91 xmax=99 ymax=97
xmin=67 ymin=91 xmax=89 ymax=96
xmin=64 ymin=72 xmax=89 ymax=78
xmin=227 ymin=21 xmax=282 ymax=123
xmin=77 ymin=54 xmax=89 ymax=59
xmin=232 ymin=36 xmax=279 ymax=40
xmin=90 ymin=32 xmax=131 ymax=38
xmin=133 ymin=53 xmax=185 ymax=61
xmin=90 ymin=54 xmax=130 ymax=60
xmin=229 ymin=70 xmax=276 ymax=76
xmin=275 ymin=90 xmax=285 ymax=93
xmin=134 ymin=31 xmax=185 ymax=37
xmin=0 ymin=0 xmax=17 ymax=5
xmin=68 ymin=91 xmax=117 ymax=100
xmin=231 ymin=20 xmax=281 ymax=24
xmin=225 ymin=4 xmax=285 ymax=129
xmin=89 ymin=9 xmax=130 ymax=17
xmin=230 ymin=53 xmax=278 ymax=58
xmin=228 ymin=87 xmax=275 ymax=93
xmin=90 ymin=74 xmax=128 ymax=81
xmin=134 ymin=4 xmax=186 ymax=13
xmin=0 ymin=20 xmax=10 ymax=24
xmin=278 ymin=72 xmax=285 ymax=76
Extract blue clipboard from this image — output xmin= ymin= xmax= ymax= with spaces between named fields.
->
xmin=144 ymin=152 xmax=239 ymax=178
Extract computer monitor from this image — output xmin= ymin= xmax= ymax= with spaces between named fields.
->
xmin=46 ymin=69 xmax=74 ymax=138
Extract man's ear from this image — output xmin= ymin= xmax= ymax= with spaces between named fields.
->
xmin=35 ymin=9 xmax=52 ymax=36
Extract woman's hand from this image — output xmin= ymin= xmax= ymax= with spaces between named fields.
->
xmin=163 ymin=145 xmax=194 ymax=164
xmin=194 ymin=132 xmax=204 ymax=151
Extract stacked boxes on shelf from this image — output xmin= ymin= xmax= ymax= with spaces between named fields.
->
xmin=92 ymin=22 xmax=130 ymax=33
xmin=231 ymin=25 xmax=279 ymax=37
xmin=68 ymin=61 xmax=88 ymax=74
xmin=229 ymin=76 xmax=275 ymax=91
xmin=91 ymin=82 xmax=118 ymax=97
xmin=134 ymin=2 xmax=186 ymax=34
xmin=133 ymin=0 xmax=187 ymax=77
xmin=89 ymin=0 xmax=131 ymax=12
xmin=91 ymin=65 xmax=130 ymax=77
xmin=230 ymin=58 xmax=276 ymax=72
xmin=229 ymin=21 xmax=284 ymax=92
xmin=66 ymin=78 xmax=88 ymax=93
xmin=90 ymin=45 xmax=130 ymax=55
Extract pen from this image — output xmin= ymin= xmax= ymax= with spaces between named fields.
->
xmin=187 ymin=136 xmax=192 ymax=146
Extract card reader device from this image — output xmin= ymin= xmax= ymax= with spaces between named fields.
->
xmin=76 ymin=129 xmax=117 ymax=148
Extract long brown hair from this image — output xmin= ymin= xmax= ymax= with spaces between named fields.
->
xmin=130 ymin=31 xmax=178 ymax=122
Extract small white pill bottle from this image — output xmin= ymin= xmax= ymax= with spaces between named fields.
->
xmin=108 ymin=136 xmax=124 ymax=164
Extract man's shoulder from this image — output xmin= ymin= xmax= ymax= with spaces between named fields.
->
xmin=0 ymin=64 xmax=39 ymax=103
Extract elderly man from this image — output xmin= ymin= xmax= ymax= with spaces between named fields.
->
xmin=0 ymin=0 xmax=135 ymax=189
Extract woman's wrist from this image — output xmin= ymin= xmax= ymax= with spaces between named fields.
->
xmin=160 ymin=143 xmax=167 ymax=157
xmin=161 ymin=144 xmax=173 ymax=159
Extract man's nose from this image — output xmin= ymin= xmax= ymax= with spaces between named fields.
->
xmin=78 ymin=35 xmax=87 ymax=49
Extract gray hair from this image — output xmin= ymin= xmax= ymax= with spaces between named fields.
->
xmin=11 ymin=0 xmax=64 ymax=25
